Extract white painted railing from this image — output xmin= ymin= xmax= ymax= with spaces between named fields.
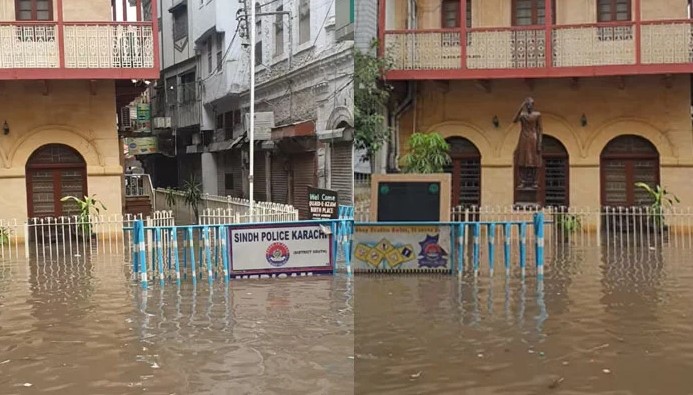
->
xmin=199 ymin=207 xmax=300 ymax=225
xmin=154 ymin=188 xmax=299 ymax=225
xmin=354 ymin=202 xmax=693 ymax=248
xmin=0 ymin=211 xmax=173 ymax=260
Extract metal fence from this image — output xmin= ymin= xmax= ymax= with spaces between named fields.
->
xmin=354 ymin=203 xmax=693 ymax=249
xmin=153 ymin=188 xmax=298 ymax=225
xmin=0 ymin=211 xmax=174 ymax=261
xmin=199 ymin=207 xmax=299 ymax=225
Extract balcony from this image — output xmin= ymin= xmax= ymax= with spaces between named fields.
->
xmin=0 ymin=11 xmax=158 ymax=80
xmin=382 ymin=20 xmax=693 ymax=80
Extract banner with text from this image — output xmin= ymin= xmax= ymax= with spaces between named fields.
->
xmin=352 ymin=225 xmax=453 ymax=272
xmin=230 ymin=223 xmax=334 ymax=276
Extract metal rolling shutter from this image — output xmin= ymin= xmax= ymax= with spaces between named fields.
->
xmin=291 ymin=153 xmax=316 ymax=220
xmin=330 ymin=142 xmax=353 ymax=205
xmin=254 ymin=150 xmax=267 ymax=202
xmin=231 ymin=153 xmax=244 ymax=198
xmin=271 ymin=153 xmax=289 ymax=204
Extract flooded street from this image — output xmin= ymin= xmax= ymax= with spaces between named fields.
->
xmin=0 ymin=256 xmax=353 ymax=394
xmin=355 ymin=247 xmax=693 ymax=395
xmin=3 ymin=245 xmax=693 ymax=394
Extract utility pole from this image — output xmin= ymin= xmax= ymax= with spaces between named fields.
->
xmin=249 ymin=1 xmax=256 ymax=220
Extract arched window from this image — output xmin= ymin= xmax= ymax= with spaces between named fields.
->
xmin=444 ymin=137 xmax=481 ymax=208
xmin=600 ymin=135 xmax=659 ymax=207
xmin=513 ymin=135 xmax=569 ymax=207
xmin=26 ymin=144 xmax=87 ymax=218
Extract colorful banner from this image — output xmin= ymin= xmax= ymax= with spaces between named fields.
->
xmin=229 ymin=224 xmax=333 ymax=275
xmin=352 ymin=225 xmax=452 ymax=272
xmin=125 ymin=137 xmax=158 ymax=155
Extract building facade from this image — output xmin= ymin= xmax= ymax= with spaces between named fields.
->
xmin=380 ymin=0 xmax=693 ymax=209
xmin=0 ymin=0 xmax=159 ymax=220
xmin=192 ymin=0 xmax=355 ymax=218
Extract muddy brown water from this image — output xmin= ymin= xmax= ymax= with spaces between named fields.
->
xmin=355 ymin=246 xmax=693 ymax=395
xmin=2 ymin=245 xmax=693 ymax=394
xmin=0 ymin=256 xmax=353 ymax=394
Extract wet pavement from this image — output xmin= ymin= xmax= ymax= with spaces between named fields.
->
xmin=354 ymin=247 xmax=693 ymax=394
xmin=0 ymin=256 xmax=353 ymax=394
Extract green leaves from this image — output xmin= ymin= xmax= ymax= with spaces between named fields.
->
xmin=401 ymin=132 xmax=451 ymax=174
xmin=354 ymin=40 xmax=393 ymax=160
xmin=634 ymin=182 xmax=679 ymax=227
xmin=59 ymin=194 xmax=107 ymax=235
xmin=165 ymin=187 xmax=177 ymax=208
xmin=183 ymin=175 xmax=203 ymax=220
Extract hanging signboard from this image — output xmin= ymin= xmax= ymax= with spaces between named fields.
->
xmin=307 ymin=187 xmax=339 ymax=220
xmin=229 ymin=223 xmax=334 ymax=277
xmin=351 ymin=224 xmax=453 ymax=273
xmin=124 ymin=137 xmax=158 ymax=155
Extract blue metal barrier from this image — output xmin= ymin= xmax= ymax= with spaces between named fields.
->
xmin=126 ymin=206 xmax=544 ymax=287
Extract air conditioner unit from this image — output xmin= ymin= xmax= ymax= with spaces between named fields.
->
xmin=152 ymin=117 xmax=171 ymax=129
xmin=244 ymin=111 xmax=275 ymax=140
xmin=191 ymin=132 xmax=202 ymax=145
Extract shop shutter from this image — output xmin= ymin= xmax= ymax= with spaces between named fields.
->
xmin=271 ymin=152 xmax=289 ymax=204
xmin=291 ymin=153 xmax=316 ymax=219
xmin=231 ymin=152 xmax=244 ymax=198
xmin=330 ymin=142 xmax=353 ymax=205
xmin=254 ymin=150 xmax=267 ymax=202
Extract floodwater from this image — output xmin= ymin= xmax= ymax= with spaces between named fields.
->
xmin=0 ymin=256 xmax=353 ymax=394
xmin=3 ymin=245 xmax=693 ymax=395
xmin=355 ymin=246 xmax=693 ymax=395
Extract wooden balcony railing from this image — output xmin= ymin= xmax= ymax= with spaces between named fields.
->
xmin=382 ymin=19 xmax=693 ymax=79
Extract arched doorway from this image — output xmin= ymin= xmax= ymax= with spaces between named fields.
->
xmin=514 ymin=135 xmax=570 ymax=207
xmin=26 ymin=144 xmax=87 ymax=218
xmin=444 ymin=137 xmax=481 ymax=208
xmin=600 ymin=135 xmax=659 ymax=207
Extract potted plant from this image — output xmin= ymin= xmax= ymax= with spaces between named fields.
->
xmin=634 ymin=183 xmax=679 ymax=234
xmin=183 ymin=175 xmax=203 ymax=222
xmin=0 ymin=225 xmax=11 ymax=245
xmin=60 ymin=194 xmax=107 ymax=239
xmin=554 ymin=212 xmax=581 ymax=242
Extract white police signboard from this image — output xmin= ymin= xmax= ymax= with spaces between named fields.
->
xmin=230 ymin=224 xmax=333 ymax=275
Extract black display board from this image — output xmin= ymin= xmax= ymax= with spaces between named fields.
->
xmin=376 ymin=182 xmax=441 ymax=222
xmin=308 ymin=187 xmax=339 ymax=219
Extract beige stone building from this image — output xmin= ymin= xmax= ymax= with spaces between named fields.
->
xmin=0 ymin=0 xmax=159 ymax=220
xmin=381 ymin=0 xmax=693 ymax=209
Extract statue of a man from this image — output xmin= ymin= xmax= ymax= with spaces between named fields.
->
xmin=513 ymin=97 xmax=543 ymax=189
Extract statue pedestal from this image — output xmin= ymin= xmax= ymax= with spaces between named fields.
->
xmin=514 ymin=187 xmax=541 ymax=210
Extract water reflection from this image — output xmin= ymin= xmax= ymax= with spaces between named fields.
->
xmin=355 ymin=247 xmax=693 ymax=394
xmin=0 ymin=256 xmax=353 ymax=394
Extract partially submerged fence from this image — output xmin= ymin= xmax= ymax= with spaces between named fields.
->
xmin=199 ymin=205 xmax=299 ymax=225
xmin=351 ymin=214 xmax=545 ymax=277
xmin=0 ymin=211 xmax=174 ymax=260
xmin=354 ymin=202 xmax=693 ymax=248
xmin=125 ymin=206 xmax=545 ymax=287
xmin=129 ymin=218 xmax=349 ymax=288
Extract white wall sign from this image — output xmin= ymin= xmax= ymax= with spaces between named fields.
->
xmin=230 ymin=224 xmax=333 ymax=274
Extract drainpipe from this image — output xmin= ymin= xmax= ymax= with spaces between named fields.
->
xmin=388 ymin=81 xmax=414 ymax=172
